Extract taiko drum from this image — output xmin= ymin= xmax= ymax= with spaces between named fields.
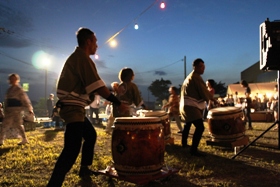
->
xmin=207 ymin=107 xmax=245 ymax=141
xmin=143 ymin=110 xmax=171 ymax=141
xmin=112 ymin=117 xmax=165 ymax=176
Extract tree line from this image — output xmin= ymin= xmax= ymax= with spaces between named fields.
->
xmin=148 ymin=78 xmax=227 ymax=102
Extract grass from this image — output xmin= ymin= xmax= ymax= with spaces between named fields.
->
xmin=0 ymin=120 xmax=280 ymax=187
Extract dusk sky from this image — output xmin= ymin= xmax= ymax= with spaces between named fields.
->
xmin=0 ymin=0 xmax=279 ymax=102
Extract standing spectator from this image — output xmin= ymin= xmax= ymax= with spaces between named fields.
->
xmin=162 ymin=86 xmax=183 ymax=133
xmin=233 ymin=91 xmax=239 ymax=105
xmin=180 ymin=58 xmax=217 ymax=157
xmin=225 ymin=94 xmax=234 ymax=106
xmin=0 ymin=73 xmax=33 ymax=146
xmin=203 ymin=79 xmax=216 ymax=119
xmin=261 ymin=94 xmax=268 ymax=111
xmin=271 ymin=85 xmax=278 ymax=130
xmin=47 ymin=93 xmax=54 ymax=118
xmin=0 ymin=102 xmax=4 ymax=122
xmin=240 ymin=80 xmax=253 ymax=130
xmin=47 ymin=27 xmax=128 ymax=187
xmin=89 ymin=94 xmax=101 ymax=125
xmin=162 ymin=98 xmax=168 ymax=112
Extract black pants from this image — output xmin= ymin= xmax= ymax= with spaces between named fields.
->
xmin=47 ymin=117 xmax=97 ymax=187
xmin=181 ymin=118 xmax=205 ymax=153
xmin=244 ymin=107 xmax=252 ymax=128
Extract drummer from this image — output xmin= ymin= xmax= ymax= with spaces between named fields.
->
xmin=180 ymin=58 xmax=218 ymax=157
xmin=114 ymin=67 xmax=145 ymax=117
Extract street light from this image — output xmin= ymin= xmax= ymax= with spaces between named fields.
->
xmin=42 ymin=58 xmax=50 ymax=113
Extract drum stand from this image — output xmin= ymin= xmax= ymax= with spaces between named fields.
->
xmin=206 ymin=134 xmax=249 ymax=148
xmin=231 ymin=120 xmax=279 ymax=159
xmin=97 ymin=165 xmax=180 ymax=185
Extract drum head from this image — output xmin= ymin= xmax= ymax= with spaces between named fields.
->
xmin=114 ymin=117 xmax=160 ymax=123
xmin=207 ymin=106 xmax=243 ymax=120
xmin=113 ymin=117 xmax=162 ymax=129
xmin=144 ymin=110 xmax=167 ymax=118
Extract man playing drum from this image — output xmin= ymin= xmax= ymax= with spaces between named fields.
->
xmin=180 ymin=58 xmax=217 ymax=157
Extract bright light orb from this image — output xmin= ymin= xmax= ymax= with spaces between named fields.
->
xmin=134 ymin=24 xmax=139 ymax=30
xmin=109 ymin=40 xmax=117 ymax=48
xmin=160 ymin=2 xmax=165 ymax=9
xmin=32 ymin=50 xmax=51 ymax=69
xmin=95 ymin=54 xmax=99 ymax=59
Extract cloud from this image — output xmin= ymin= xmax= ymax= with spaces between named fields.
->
xmin=154 ymin=70 xmax=167 ymax=76
xmin=0 ymin=67 xmax=17 ymax=74
xmin=0 ymin=4 xmax=33 ymax=48
xmin=94 ymin=59 xmax=108 ymax=69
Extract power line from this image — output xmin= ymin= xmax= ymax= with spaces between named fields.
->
xmin=0 ymin=50 xmax=33 ymax=67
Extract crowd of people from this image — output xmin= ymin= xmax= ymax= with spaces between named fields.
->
xmin=0 ymin=27 xmax=278 ymax=187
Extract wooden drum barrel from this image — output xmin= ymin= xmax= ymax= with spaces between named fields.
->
xmin=143 ymin=110 xmax=171 ymax=141
xmin=112 ymin=117 xmax=165 ymax=176
xmin=207 ymin=107 xmax=245 ymax=142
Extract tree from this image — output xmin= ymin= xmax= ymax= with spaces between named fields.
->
xmin=148 ymin=78 xmax=172 ymax=102
xmin=213 ymin=81 xmax=227 ymax=97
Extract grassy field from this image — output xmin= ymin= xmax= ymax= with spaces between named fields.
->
xmin=0 ymin=120 xmax=280 ymax=187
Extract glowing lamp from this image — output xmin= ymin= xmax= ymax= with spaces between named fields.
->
xmin=160 ymin=1 xmax=165 ymax=9
xmin=134 ymin=23 xmax=139 ymax=30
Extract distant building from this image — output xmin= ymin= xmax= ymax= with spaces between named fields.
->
xmin=241 ymin=61 xmax=277 ymax=83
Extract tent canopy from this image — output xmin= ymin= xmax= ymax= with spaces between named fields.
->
xmin=227 ymin=82 xmax=277 ymax=98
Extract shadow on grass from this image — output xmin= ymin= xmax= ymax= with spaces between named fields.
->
xmin=0 ymin=147 xmax=13 ymax=156
xmin=44 ymin=129 xmax=59 ymax=142
xmin=74 ymin=176 xmax=98 ymax=187
xmin=165 ymin=144 xmax=280 ymax=187
xmin=96 ymin=169 xmax=201 ymax=187
xmin=235 ymin=145 xmax=280 ymax=163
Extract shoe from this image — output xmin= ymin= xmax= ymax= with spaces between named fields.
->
xmin=190 ymin=151 xmax=206 ymax=157
xmin=273 ymin=125 xmax=278 ymax=131
xmin=18 ymin=140 xmax=29 ymax=145
xmin=78 ymin=167 xmax=99 ymax=178
xmin=177 ymin=131 xmax=183 ymax=134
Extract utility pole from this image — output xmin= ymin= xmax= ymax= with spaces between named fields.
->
xmin=184 ymin=56 xmax=186 ymax=78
